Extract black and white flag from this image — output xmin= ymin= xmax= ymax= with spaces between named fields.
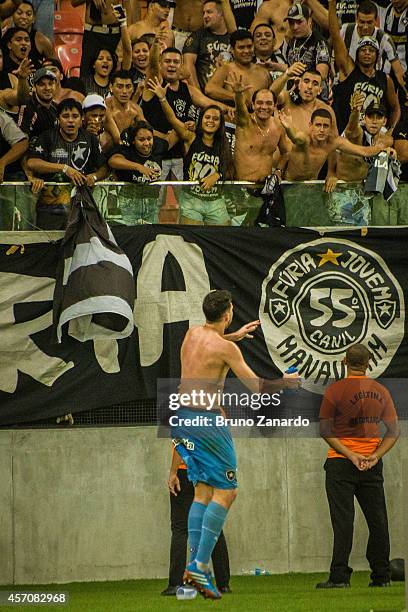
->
xmin=53 ymin=186 xmax=135 ymax=343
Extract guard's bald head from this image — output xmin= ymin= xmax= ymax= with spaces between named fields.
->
xmin=345 ymin=344 xmax=371 ymax=370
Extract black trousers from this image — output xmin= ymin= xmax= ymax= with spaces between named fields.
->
xmin=80 ymin=29 xmax=121 ymax=79
xmin=324 ymin=458 xmax=390 ymax=584
xmin=168 ymin=469 xmax=230 ymax=588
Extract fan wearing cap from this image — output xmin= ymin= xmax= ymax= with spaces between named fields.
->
xmin=327 ymin=92 xmax=394 ymax=225
xmin=329 ymin=0 xmax=400 ymax=134
xmin=338 ymin=1 xmax=405 ymax=91
xmin=41 ymin=58 xmax=85 ymax=105
xmin=26 ymin=98 xmax=109 ymax=229
xmin=282 ymin=3 xmax=330 ymax=101
xmin=337 ymin=93 xmax=392 ymax=183
xmin=116 ymin=0 xmax=174 ymax=63
xmin=16 ymin=67 xmax=58 ymax=139
xmin=82 ymin=93 xmax=121 ymax=151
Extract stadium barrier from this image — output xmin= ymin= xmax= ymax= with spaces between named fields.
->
xmin=0 ymin=181 xmax=407 ymax=230
xmin=0 ymin=428 xmax=406 ymax=584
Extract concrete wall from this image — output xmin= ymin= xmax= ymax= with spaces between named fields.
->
xmin=0 ymin=428 xmax=406 ymax=585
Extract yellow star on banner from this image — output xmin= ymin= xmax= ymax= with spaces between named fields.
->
xmin=317 ymin=248 xmax=342 ymax=267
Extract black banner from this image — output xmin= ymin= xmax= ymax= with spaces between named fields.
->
xmin=1 ymin=226 xmax=407 ymax=426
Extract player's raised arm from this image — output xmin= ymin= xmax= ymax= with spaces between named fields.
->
xmin=224 ymin=320 xmax=260 ymax=342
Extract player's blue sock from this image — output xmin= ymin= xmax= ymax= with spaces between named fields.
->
xmin=188 ymin=501 xmax=207 ymax=562
xmin=196 ymin=502 xmax=228 ymax=566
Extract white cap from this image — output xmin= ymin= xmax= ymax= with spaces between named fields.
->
xmin=82 ymin=94 xmax=106 ymax=110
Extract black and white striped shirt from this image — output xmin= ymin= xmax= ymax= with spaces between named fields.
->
xmin=377 ymin=3 xmax=408 ymax=70
xmin=340 ymin=23 xmax=398 ymax=74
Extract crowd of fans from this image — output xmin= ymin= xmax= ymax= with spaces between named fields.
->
xmin=0 ymin=0 xmax=407 ymax=228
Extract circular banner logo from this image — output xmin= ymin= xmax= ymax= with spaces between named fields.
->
xmin=259 ymin=238 xmax=404 ymax=391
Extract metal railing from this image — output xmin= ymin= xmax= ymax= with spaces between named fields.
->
xmin=0 ymin=180 xmax=407 ymax=230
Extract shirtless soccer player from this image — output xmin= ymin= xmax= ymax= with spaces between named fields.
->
xmin=170 ymin=290 xmax=299 ymax=599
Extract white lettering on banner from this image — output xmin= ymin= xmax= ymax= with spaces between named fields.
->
xmin=0 ymin=272 xmax=74 ymax=393
xmin=134 ymin=235 xmax=210 ymax=366
xmin=259 ymin=238 xmax=405 ymax=393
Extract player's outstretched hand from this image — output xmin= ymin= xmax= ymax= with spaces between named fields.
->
xmin=229 ymin=320 xmax=261 ymax=341
xmin=282 ymin=371 xmax=301 ymax=389
xmin=168 ymin=473 xmax=181 ymax=496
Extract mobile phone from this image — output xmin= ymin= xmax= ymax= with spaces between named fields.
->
xmin=113 ymin=4 xmax=126 ymax=20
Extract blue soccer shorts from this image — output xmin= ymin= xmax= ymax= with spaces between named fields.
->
xmin=171 ymin=408 xmax=237 ymax=489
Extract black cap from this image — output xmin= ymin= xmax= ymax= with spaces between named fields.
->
xmin=284 ymin=3 xmax=311 ymax=21
xmin=33 ymin=67 xmax=57 ymax=84
xmin=365 ymin=101 xmax=387 ymax=117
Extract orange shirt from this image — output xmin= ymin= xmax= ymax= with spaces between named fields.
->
xmin=319 ymin=376 xmax=397 ymax=458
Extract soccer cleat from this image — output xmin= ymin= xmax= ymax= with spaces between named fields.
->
xmin=369 ymin=581 xmax=391 ymax=587
xmin=183 ymin=561 xmax=222 ymax=599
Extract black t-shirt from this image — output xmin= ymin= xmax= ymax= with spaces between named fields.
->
xmin=28 ymin=28 xmax=44 ymax=69
xmin=229 ymin=0 xmax=257 ymax=30
xmin=0 ymin=71 xmax=13 ymax=91
xmin=284 ymin=31 xmax=330 ymax=99
xmin=141 ymin=81 xmax=195 ymax=159
xmin=28 ymin=127 xmax=106 ymax=179
xmin=130 ymin=67 xmax=146 ymax=87
xmin=17 ymin=94 xmax=58 ymax=138
xmin=183 ymin=28 xmax=231 ymax=91
xmin=333 ymin=66 xmax=388 ymax=133
xmin=224 ymin=120 xmax=236 ymax=156
xmin=109 ymin=136 xmax=169 ymax=196
xmin=183 ymin=134 xmax=222 ymax=199
xmin=284 ymin=31 xmax=330 ymax=69
xmin=394 ymin=115 xmax=408 ymax=181
xmin=82 ymin=75 xmax=110 ymax=98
